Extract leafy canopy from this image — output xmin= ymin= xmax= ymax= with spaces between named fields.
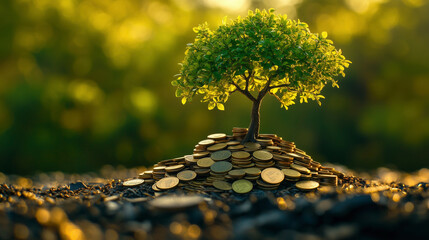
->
xmin=172 ymin=9 xmax=351 ymax=110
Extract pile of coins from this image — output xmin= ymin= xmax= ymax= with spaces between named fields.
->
xmin=125 ymin=128 xmax=345 ymax=194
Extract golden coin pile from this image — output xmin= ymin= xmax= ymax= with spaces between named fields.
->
xmin=127 ymin=128 xmax=345 ymax=194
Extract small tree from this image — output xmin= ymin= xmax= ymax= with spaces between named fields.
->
xmin=172 ymin=9 xmax=351 ymax=143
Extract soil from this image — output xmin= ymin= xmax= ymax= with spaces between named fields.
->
xmin=0 ymin=165 xmax=428 ymax=240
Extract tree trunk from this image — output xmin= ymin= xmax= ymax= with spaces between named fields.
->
xmin=242 ymin=99 xmax=262 ymax=143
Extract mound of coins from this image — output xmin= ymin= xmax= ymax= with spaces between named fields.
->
xmin=130 ymin=127 xmax=344 ymax=194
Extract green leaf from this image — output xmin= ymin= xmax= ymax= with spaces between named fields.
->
xmin=321 ymin=31 xmax=328 ymax=38
xmin=175 ymin=88 xmax=183 ymax=97
xmin=208 ymin=102 xmax=216 ymax=110
xmin=217 ymin=103 xmax=225 ymax=110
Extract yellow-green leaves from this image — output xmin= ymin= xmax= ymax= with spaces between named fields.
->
xmin=217 ymin=103 xmax=225 ymax=110
xmin=321 ymin=31 xmax=328 ymax=38
xmin=174 ymin=9 xmax=350 ymax=112
xmin=208 ymin=102 xmax=216 ymax=110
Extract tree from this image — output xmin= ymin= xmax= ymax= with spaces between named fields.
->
xmin=172 ymin=9 xmax=351 ymax=143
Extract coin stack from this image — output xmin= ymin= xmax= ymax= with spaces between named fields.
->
xmin=123 ymin=128 xmax=344 ymax=194
xmin=232 ymin=127 xmax=248 ymax=140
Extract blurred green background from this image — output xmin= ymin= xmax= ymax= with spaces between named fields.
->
xmin=0 ymin=0 xmax=428 ymax=175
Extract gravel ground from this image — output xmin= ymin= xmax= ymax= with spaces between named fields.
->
xmin=0 ymin=165 xmax=428 ymax=240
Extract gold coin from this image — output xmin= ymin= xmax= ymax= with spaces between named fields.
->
xmin=266 ymin=146 xmax=282 ymax=151
xmin=256 ymin=178 xmax=279 ymax=187
xmin=228 ymin=169 xmax=246 ymax=178
xmin=228 ymin=145 xmax=245 ymax=150
xmin=245 ymin=175 xmax=260 ymax=180
xmin=138 ymin=171 xmax=153 ymax=179
xmin=210 ymin=161 xmax=233 ymax=173
xmin=232 ymin=127 xmax=248 ymax=132
xmin=259 ymin=133 xmax=277 ymax=138
xmin=123 ymin=179 xmax=144 ymax=187
xmin=207 ymin=133 xmax=227 ymax=140
xmin=261 ymin=168 xmax=284 ymax=184
xmin=207 ymin=143 xmax=228 ymax=151
xmin=211 ymin=150 xmax=232 ymax=161
xmin=244 ymin=167 xmax=261 ymax=176
xmin=232 ymin=179 xmax=253 ymax=194
xmin=290 ymin=163 xmax=310 ymax=174
xmin=198 ymin=139 xmax=215 ymax=146
xmin=193 ymin=152 xmax=209 ymax=158
xmin=156 ymin=177 xmax=180 ymax=190
xmin=197 ymin=157 xmax=215 ymax=168
xmin=177 ymin=170 xmax=197 ymax=181
xmin=253 ymin=150 xmax=273 ymax=161
xmin=243 ymin=142 xmax=261 ymax=150
xmin=194 ymin=168 xmax=210 ymax=175
xmin=295 ymin=180 xmax=319 ymax=190
xmin=212 ymin=180 xmax=232 ymax=191
xmin=153 ymin=166 xmax=166 ymax=172
xmin=226 ymin=141 xmax=241 ymax=146
xmin=184 ymin=155 xmax=197 ymax=163
xmin=232 ymin=151 xmax=251 ymax=159
xmin=165 ymin=164 xmax=185 ymax=172
xmin=152 ymin=183 xmax=161 ymax=191
xmin=282 ymin=169 xmax=301 ymax=179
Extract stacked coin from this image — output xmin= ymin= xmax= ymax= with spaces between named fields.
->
xmin=139 ymin=170 xmax=153 ymax=179
xmin=277 ymin=139 xmax=296 ymax=152
xmin=243 ymin=167 xmax=261 ymax=180
xmin=209 ymin=161 xmax=233 ymax=183
xmin=258 ymin=168 xmax=284 ymax=190
xmin=256 ymin=138 xmax=274 ymax=147
xmin=194 ymin=139 xmax=215 ymax=153
xmin=232 ymin=127 xmax=248 ymax=140
xmin=253 ymin=150 xmax=275 ymax=168
xmin=271 ymin=153 xmax=293 ymax=168
xmin=152 ymin=166 xmax=166 ymax=180
xmin=231 ymin=151 xmax=253 ymax=168
xmin=130 ymin=128 xmax=344 ymax=193
xmin=184 ymin=154 xmax=198 ymax=166
xmin=243 ymin=142 xmax=261 ymax=152
xmin=282 ymin=169 xmax=301 ymax=181
xmin=165 ymin=164 xmax=185 ymax=173
xmin=227 ymin=141 xmax=244 ymax=151
xmin=317 ymin=174 xmax=338 ymax=186
xmin=207 ymin=133 xmax=228 ymax=142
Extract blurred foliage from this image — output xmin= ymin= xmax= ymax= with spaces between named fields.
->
xmin=0 ymin=0 xmax=428 ymax=174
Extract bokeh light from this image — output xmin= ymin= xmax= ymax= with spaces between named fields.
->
xmin=0 ymin=0 xmax=428 ymax=174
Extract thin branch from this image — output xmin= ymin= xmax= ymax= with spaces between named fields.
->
xmin=231 ymin=81 xmax=257 ymax=102
xmin=242 ymin=70 xmax=253 ymax=92
xmin=268 ymin=83 xmax=290 ymax=90
xmin=242 ymin=74 xmax=250 ymax=92
xmin=271 ymin=92 xmax=283 ymax=103
xmin=257 ymin=77 xmax=272 ymax=101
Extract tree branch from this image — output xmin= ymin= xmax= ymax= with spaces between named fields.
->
xmin=242 ymin=74 xmax=249 ymax=92
xmin=231 ymin=81 xmax=256 ymax=102
xmin=268 ymin=83 xmax=290 ymax=90
xmin=271 ymin=92 xmax=283 ymax=103
xmin=257 ymin=77 xmax=272 ymax=101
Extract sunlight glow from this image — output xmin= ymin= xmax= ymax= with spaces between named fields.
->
xmin=130 ymin=88 xmax=157 ymax=115
xmin=203 ymin=0 xmax=250 ymax=12
xmin=69 ymin=80 xmax=103 ymax=104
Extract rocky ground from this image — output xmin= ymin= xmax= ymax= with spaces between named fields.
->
xmin=0 ymin=165 xmax=428 ymax=240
